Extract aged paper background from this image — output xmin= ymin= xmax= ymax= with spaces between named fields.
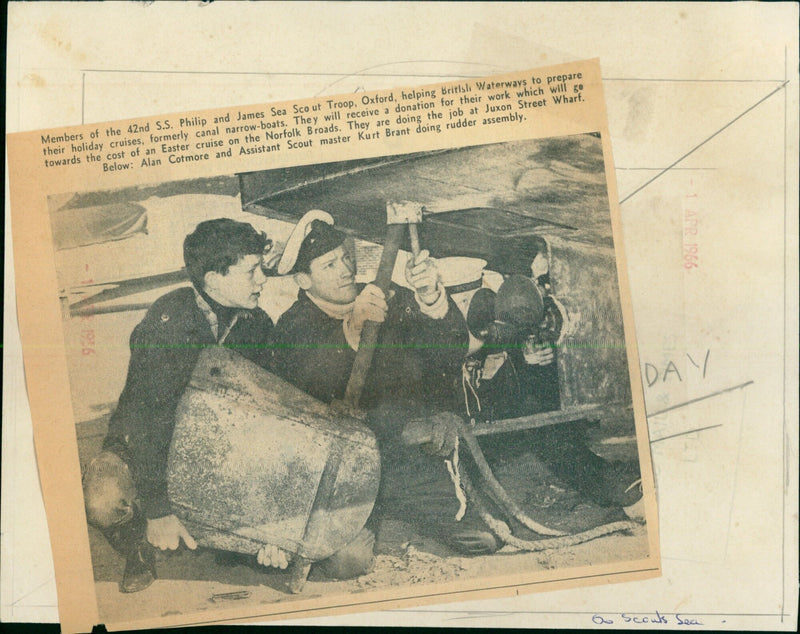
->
xmin=3 ymin=1 xmax=798 ymax=631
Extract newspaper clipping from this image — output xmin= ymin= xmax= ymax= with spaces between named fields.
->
xmin=7 ymin=59 xmax=659 ymax=632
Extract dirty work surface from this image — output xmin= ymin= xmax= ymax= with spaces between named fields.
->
xmin=91 ymin=489 xmax=648 ymax=625
xmin=92 ymin=517 xmax=649 ymax=624
xmin=81 ymin=415 xmax=649 ymax=623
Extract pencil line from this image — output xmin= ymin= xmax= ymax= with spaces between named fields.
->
xmin=619 ymin=81 xmax=789 ymax=204
xmin=724 ymin=387 xmax=749 ymax=558
xmin=311 ymin=59 xmax=501 ymax=96
xmin=646 ymin=380 xmax=754 ymax=418
xmin=616 ymin=167 xmax=716 ymax=171
xmin=81 ymin=72 xmax=85 ymax=125
xmin=649 ymin=423 xmax=723 ymax=445
xmin=604 ymin=77 xmax=785 ymax=84
xmin=393 ymin=609 xmax=785 ymax=617
xmin=83 ymin=69 xmax=481 ymax=79
xmin=10 ymin=576 xmax=54 ymax=606
xmin=73 ymin=68 xmax=786 ymax=83
xmin=781 ymin=44 xmax=787 ymax=625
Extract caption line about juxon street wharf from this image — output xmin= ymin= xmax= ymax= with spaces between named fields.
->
xmin=39 ymin=71 xmax=586 ymax=174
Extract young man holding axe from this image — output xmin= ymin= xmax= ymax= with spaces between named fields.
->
xmin=273 ymin=210 xmax=504 ymax=557
xmin=273 ymin=209 xmax=462 ymax=409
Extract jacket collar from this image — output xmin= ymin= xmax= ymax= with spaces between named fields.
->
xmin=193 ymin=288 xmax=249 ymax=343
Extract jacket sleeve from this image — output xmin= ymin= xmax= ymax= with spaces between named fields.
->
xmin=110 ymin=318 xmax=201 ymax=519
xmin=404 ymin=287 xmax=469 ymax=369
xmin=377 ymin=286 xmax=469 ymax=411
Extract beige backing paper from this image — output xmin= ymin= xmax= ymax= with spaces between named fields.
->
xmin=3 ymin=2 xmax=798 ymax=632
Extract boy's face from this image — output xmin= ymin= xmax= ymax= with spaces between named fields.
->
xmin=204 ymin=254 xmax=268 ymax=309
xmin=297 ymin=244 xmax=358 ymax=304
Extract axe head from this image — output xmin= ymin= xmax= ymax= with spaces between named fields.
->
xmin=386 ymin=200 xmax=423 ymax=225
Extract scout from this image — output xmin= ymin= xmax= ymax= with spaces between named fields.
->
xmin=272 ymin=211 xmax=504 ymax=556
xmin=459 ymin=262 xmax=644 ymax=510
xmin=82 ymin=218 xmax=286 ymax=592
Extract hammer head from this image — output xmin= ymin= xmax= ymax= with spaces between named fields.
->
xmin=386 ymin=200 xmax=423 ymax=225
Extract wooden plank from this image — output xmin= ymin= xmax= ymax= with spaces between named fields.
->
xmin=469 ymin=404 xmax=604 ymax=437
xmin=68 ymin=268 xmax=189 ymax=311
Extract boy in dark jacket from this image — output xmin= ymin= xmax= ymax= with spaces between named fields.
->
xmin=83 ymin=218 xmax=278 ymax=592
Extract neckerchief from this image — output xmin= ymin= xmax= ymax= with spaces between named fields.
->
xmin=305 ymin=291 xmax=355 ymax=321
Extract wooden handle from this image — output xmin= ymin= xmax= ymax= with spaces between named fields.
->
xmin=342 ymin=223 xmax=406 ymax=409
xmin=286 ymin=557 xmax=312 ymax=593
xmin=408 ymin=224 xmax=421 ymax=259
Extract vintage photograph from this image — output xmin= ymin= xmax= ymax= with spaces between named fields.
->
xmin=52 ymin=134 xmax=655 ymax=624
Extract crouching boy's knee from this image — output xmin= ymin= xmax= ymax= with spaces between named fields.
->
xmin=83 ymin=451 xmax=137 ymax=529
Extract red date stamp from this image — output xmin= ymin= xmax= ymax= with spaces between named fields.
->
xmin=80 ymin=264 xmax=96 ymax=355
xmin=80 ymin=329 xmax=96 ymax=355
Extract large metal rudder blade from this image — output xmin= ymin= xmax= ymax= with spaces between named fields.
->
xmin=166 ymin=347 xmax=380 ymax=562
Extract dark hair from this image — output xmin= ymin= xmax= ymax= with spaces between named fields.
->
xmin=183 ymin=218 xmax=268 ymax=288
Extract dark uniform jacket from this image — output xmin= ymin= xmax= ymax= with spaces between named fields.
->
xmin=272 ymin=284 xmax=468 ymax=439
xmin=103 ymin=286 xmax=274 ymax=519
xmin=465 ymin=347 xmax=560 ymax=423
